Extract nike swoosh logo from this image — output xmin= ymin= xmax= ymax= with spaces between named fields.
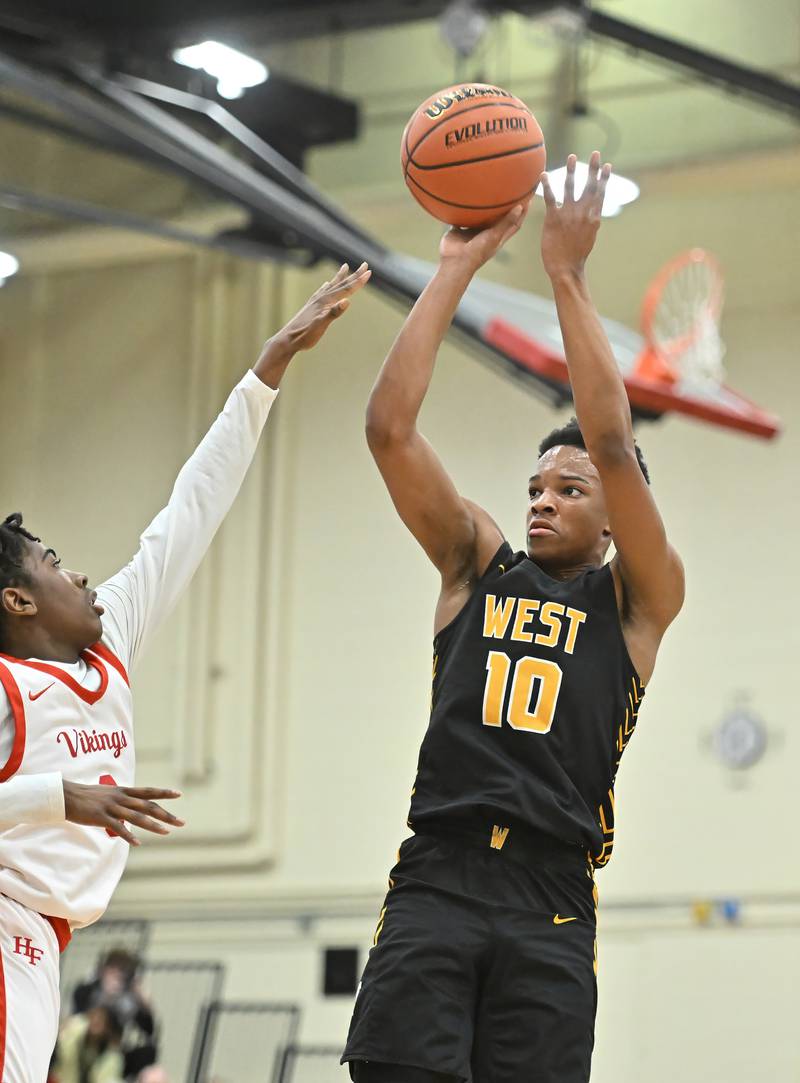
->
xmin=553 ymin=915 xmax=577 ymax=925
xmin=29 ymin=682 xmax=55 ymax=702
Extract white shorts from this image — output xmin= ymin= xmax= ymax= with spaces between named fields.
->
xmin=0 ymin=894 xmax=60 ymax=1083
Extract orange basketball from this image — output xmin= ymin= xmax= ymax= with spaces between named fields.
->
xmin=401 ymin=83 xmax=545 ymax=229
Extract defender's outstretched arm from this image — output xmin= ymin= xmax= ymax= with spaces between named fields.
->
xmin=0 ymin=266 xmax=371 ymax=840
xmin=540 ymin=155 xmax=684 ymax=676
xmin=98 ymin=263 xmax=371 ymax=673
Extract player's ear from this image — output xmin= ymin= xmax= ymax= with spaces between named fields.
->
xmin=1 ymin=585 xmax=38 ymax=619
xmin=600 ymin=523 xmax=613 ymax=557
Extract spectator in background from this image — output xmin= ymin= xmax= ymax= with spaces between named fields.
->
xmin=56 ymin=1003 xmax=125 ymax=1083
xmin=72 ymin=949 xmax=158 ymax=1078
xmin=137 ymin=1069 xmax=170 ymax=1083
xmin=73 ymin=949 xmax=155 ymax=1034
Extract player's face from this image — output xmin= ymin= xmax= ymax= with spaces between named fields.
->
xmin=3 ymin=538 xmax=104 ymax=652
xmin=526 ymin=445 xmax=610 ymax=569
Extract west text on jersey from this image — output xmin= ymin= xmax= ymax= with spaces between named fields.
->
xmin=483 ymin=594 xmax=587 ymax=654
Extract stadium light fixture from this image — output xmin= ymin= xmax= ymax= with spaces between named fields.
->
xmin=536 ymin=161 xmax=640 ymax=217
xmin=0 ymin=251 xmax=19 ymax=285
xmin=172 ymin=41 xmax=268 ymax=100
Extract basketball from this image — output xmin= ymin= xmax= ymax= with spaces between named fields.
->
xmin=401 ymin=83 xmax=545 ymax=228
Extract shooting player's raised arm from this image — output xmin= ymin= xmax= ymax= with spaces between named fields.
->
xmin=366 ymin=210 xmax=525 ymax=630
xmin=540 ymin=155 xmax=684 ymax=680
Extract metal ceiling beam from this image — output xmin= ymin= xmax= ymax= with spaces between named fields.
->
xmin=0 ymin=184 xmax=316 ymax=265
xmin=68 ymin=61 xmax=388 ymax=262
xmin=2 ymin=1 xmax=799 ymax=122
xmin=585 ymin=8 xmax=800 ymax=119
xmin=0 ymin=1 xmax=558 ymax=48
xmin=103 ymin=71 xmax=375 ymax=248
xmin=0 ymin=48 xmax=383 ymax=263
xmin=0 ymin=92 xmax=165 ymax=162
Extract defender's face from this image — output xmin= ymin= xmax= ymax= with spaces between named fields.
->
xmin=1 ymin=538 xmax=104 ymax=653
xmin=526 ymin=445 xmax=610 ymax=568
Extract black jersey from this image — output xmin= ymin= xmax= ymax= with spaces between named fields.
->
xmin=408 ymin=540 xmax=644 ymax=867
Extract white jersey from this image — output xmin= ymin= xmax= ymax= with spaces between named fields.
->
xmin=0 ymin=370 xmax=277 ymax=932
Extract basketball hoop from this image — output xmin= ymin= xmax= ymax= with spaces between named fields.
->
xmin=481 ymin=240 xmax=779 ymax=438
xmin=635 ymin=249 xmax=726 ymax=393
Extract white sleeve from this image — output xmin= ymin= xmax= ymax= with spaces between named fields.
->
xmin=0 ymin=773 xmax=65 ymax=827
xmin=96 ymin=370 xmax=278 ymax=671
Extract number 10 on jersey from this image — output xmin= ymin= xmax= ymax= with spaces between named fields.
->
xmin=482 ymin=651 xmax=563 ymax=734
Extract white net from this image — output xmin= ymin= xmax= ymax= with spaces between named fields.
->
xmin=649 ymin=252 xmax=726 ymax=393
xmin=676 ymin=309 xmax=726 ymax=392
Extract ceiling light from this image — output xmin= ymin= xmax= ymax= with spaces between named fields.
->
xmin=172 ymin=41 xmax=268 ymax=100
xmin=0 ymin=251 xmax=19 ymax=285
xmin=440 ymin=0 xmax=490 ymax=58
xmin=536 ymin=161 xmax=640 ymax=217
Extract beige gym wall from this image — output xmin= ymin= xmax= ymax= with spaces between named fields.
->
xmin=1 ymin=3 xmax=799 ymax=1080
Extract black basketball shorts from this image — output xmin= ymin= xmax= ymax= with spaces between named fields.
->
xmin=342 ymin=826 xmax=598 ymax=1083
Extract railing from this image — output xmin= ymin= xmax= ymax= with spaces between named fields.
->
xmin=141 ymin=961 xmax=225 ymax=1083
xmin=192 ymin=1001 xmax=301 ymax=1083
xmin=277 ymin=1045 xmax=346 ymax=1083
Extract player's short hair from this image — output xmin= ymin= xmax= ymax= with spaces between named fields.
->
xmin=0 ymin=513 xmax=39 ymax=596
xmin=0 ymin=514 xmax=40 ymax=645
xmin=538 ymin=418 xmax=650 ymax=485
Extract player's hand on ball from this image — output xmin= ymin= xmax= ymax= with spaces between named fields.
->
xmin=540 ymin=151 xmax=611 ymax=279
xmin=254 ymin=262 xmax=371 ymax=386
xmin=62 ymin=781 xmax=185 ymax=847
xmin=439 ymin=203 xmax=528 ymax=273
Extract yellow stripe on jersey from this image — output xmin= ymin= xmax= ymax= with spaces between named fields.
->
xmin=593 ymin=677 xmax=645 ymax=869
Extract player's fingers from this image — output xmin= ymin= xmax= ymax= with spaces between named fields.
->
xmin=105 ymin=816 xmax=139 ymax=846
xmin=564 ymin=154 xmax=577 ymax=202
xmin=326 ymin=262 xmax=370 ymax=292
xmin=328 ymin=263 xmax=371 ymax=296
xmin=120 ymin=787 xmax=182 ymax=801
xmin=354 ymin=262 xmax=372 ymax=281
xmin=113 ymin=805 xmax=171 ymax=835
xmin=118 ymin=796 xmax=185 ymax=826
xmin=498 ymin=204 xmax=526 ymax=244
xmin=584 ymin=151 xmax=601 ymax=197
xmin=596 ymin=162 xmax=612 ymax=211
xmin=498 ymin=204 xmax=526 ymax=229
xmin=539 ymin=173 xmax=557 ymax=209
xmin=330 ymin=263 xmax=350 ymax=283
xmin=352 ymin=267 xmax=372 ymax=289
xmin=309 ymin=300 xmax=347 ymax=330
xmin=487 ymin=203 xmax=524 ymax=244
xmin=312 ymin=264 xmax=348 ymax=299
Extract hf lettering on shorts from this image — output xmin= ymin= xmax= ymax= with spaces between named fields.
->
xmin=12 ymin=935 xmax=44 ymax=966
